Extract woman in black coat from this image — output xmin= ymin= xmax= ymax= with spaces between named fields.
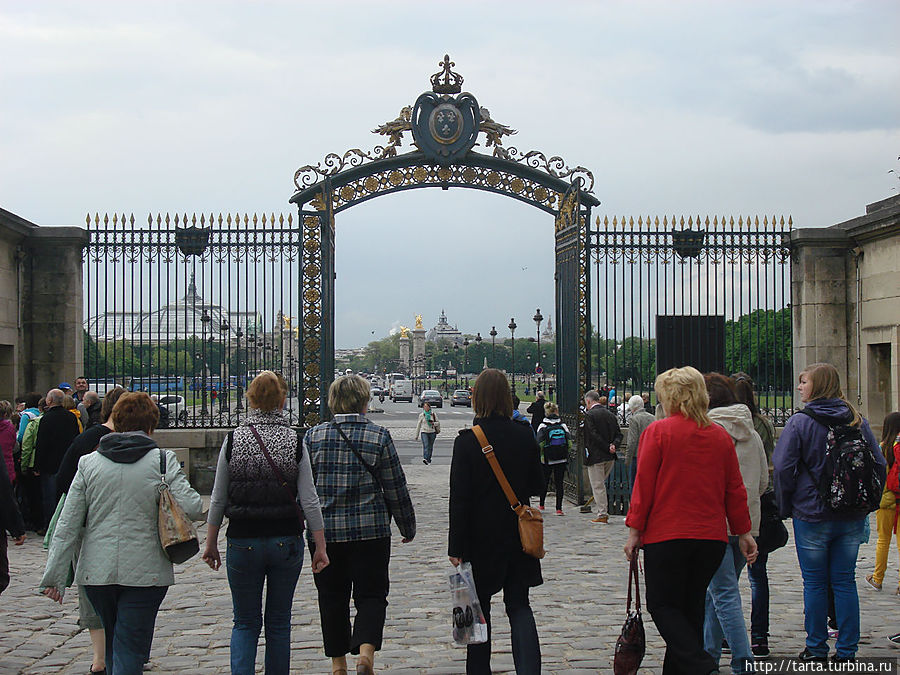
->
xmin=448 ymin=368 xmax=544 ymax=675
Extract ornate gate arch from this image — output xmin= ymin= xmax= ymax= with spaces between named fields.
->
xmin=290 ymin=56 xmax=598 ymax=440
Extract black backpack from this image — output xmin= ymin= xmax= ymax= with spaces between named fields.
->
xmin=798 ymin=408 xmax=883 ymax=514
xmin=540 ymin=422 xmax=571 ymax=463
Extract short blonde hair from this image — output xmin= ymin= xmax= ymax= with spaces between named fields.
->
xmin=654 ymin=366 xmax=710 ymax=427
xmin=328 ymin=375 xmax=370 ymax=414
xmin=246 ymin=371 xmax=285 ymax=411
xmin=544 ymin=400 xmax=559 ymax=416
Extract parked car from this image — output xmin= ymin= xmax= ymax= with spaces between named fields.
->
xmin=450 ymin=389 xmax=472 ymax=407
xmin=418 ymin=389 xmax=443 ymax=408
xmin=158 ymin=394 xmax=188 ymax=423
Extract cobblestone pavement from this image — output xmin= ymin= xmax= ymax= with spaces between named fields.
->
xmin=2 ymin=463 xmax=899 ymax=674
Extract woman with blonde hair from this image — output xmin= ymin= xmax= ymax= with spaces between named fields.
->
xmin=203 ymin=371 xmax=329 ymax=675
xmin=773 ymin=362 xmax=885 ymax=662
xmin=625 ymin=366 xmax=756 ymax=674
xmin=304 ymin=374 xmax=416 ymax=675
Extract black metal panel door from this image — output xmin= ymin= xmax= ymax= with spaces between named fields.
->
xmin=319 ymin=191 xmax=336 ymax=420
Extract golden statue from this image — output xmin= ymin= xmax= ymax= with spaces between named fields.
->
xmin=372 ymin=105 xmax=413 ymax=158
xmin=399 ymin=325 xmax=410 ymax=338
xmin=415 ymin=314 xmax=423 ymax=329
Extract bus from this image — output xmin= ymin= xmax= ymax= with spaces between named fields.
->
xmin=127 ymin=376 xmax=185 ymax=393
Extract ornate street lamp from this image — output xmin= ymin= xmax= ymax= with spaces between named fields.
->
xmin=490 ymin=326 xmax=497 ymax=367
xmin=235 ymin=327 xmax=244 ymax=412
xmin=463 ymin=337 xmax=470 ymax=387
xmin=443 ymin=346 xmax=449 ymax=395
xmin=454 ymin=343 xmax=460 ymax=388
xmin=533 ymin=308 xmax=543 ymax=390
xmin=200 ymin=310 xmax=212 ymax=417
xmin=508 ymin=318 xmax=517 ymax=394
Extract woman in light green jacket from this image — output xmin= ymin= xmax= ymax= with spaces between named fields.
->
xmin=40 ymin=392 xmax=203 ymax=675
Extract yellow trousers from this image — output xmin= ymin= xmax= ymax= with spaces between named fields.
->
xmin=873 ymin=490 xmax=900 ymax=588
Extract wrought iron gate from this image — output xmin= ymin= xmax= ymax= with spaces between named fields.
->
xmin=83 ymin=212 xmax=303 ymax=428
xmin=590 ymin=214 xmax=793 ymax=513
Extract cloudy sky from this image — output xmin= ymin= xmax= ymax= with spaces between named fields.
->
xmin=2 ymin=1 xmax=898 ymax=348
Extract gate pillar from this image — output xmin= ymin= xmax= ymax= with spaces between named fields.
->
xmin=300 ymin=187 xmax=335 ymax=426
xmin=555 ymin=183 xmax=592 ymax=504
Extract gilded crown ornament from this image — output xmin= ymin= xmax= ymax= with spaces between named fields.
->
xmin=430 ymin=54 xmax=463 ymax=94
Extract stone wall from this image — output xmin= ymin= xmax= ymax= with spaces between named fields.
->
xmin=791 ymin=195 xmax=900 ymax=432
xmin=0 ymin=208 xmax=89 ymax=399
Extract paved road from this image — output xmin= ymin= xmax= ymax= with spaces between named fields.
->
xmin=3 ymin=458 xmax=900 ymax=674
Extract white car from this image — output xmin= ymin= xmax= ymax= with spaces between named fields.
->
xmin=158 ymin=394 xmax=188 ymax=423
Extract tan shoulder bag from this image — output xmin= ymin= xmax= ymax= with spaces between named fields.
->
xmin=471 ymin=425 xmax=545 ymax=559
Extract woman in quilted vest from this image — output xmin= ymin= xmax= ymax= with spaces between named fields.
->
xmin=203 ymin=371 xmax=329 ymax=675
xmin=40 ymin=392 xmax=204 ymax=675
xmin=865 ymin=411 xmax=900 ymax=594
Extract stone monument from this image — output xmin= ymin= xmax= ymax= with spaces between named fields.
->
xmin=399 ymin=325 xmax=411 ymax=374
xmin=413 ymin=314 xmax=426 ymax=381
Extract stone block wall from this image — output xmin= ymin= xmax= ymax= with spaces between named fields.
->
xmin=0 ymin=208 xmax=89 ymax=399
xmin=792 ymin=195 xmax=900 ymax=432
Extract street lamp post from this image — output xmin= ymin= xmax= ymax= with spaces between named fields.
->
xmin=235 ymin=327 xmax=244 ymax=412
xmin=533 ymin=308 xmax=543 ymax=392
xmin=490 ymin=326 xmax=497 ymax=367
xmin=454 ymin=344 xmax=460 ymax=388
xmin=200 ymin=310 xmax=211 ymax=417
xmin=463 ymin=337 xmax=469 ymax=387
xmin=443 ymin=346 xmax=449 ymax=396
xmin=220 ymin=322 xmax=230 ymax=415
xmin=508 ymin=318 xmax=517 ymax=394
xmin=474 ymin=332 xmax=482 ymax=374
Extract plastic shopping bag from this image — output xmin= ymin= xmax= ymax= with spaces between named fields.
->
xmin=449 ymin=561 xmax=488 ymax=645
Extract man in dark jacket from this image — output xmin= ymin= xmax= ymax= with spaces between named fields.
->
xmin=0 ymin=451 xmax=26 ymax=593
xmin=583 ymin=389 xmax=623 ymax=523
xmin=77 ymin=390 xmax=102 ymax=429
xmin=32 ymin=389 xmax=80 ymax=531
xmin=526 ymin=391 xmax=547 ymax=433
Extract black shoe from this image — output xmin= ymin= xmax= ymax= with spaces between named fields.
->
xmin=832 ymin=655 xmax=855 ymax=664
xmin=721 ymin=638 xmax=730 ymax=654
xmin=888 ymin=632 xmax=900 ymax=645
xmin=751 ymin=643 xmax=770 ymax=658
xmin=798 ymin=648 xmax=827 ymax=662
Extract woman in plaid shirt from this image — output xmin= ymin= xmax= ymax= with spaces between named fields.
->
xmin=305 ymin=375 xmax=416 ymax=675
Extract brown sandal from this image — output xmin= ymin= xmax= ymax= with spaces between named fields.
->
xmin=356 ymin=657 xmax=374 ymax=675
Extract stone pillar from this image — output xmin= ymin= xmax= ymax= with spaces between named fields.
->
xmin=399 ymin=335 xmax=410 ymax=375
xmin=790 ymin=227 xmax=851 ymax=408
xmin=22 ymin=227 xmax=90 ymax=393
xmin=412 ymin=328 xmax=426 ymax=379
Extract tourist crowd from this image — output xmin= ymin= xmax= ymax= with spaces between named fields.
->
xmin=0 ymin=363 xmax=895 ymax=674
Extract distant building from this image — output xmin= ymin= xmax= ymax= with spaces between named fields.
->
xmin=84 ymin=274 xmax=263 ymax=342
xmin=542 ymin=317 xmax=555 ymax=343
xmin=425 ymin=310 xmax=464 ymax=345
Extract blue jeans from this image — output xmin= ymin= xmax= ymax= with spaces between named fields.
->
xmin=704 ymin=537 xmax=752 ymax=674
xmin=227 ymin=536 xmax=304 ymax=675
xmin=40 ymin=472 xmax=58 ymax=529
xmin=421 ymin=432 xmax=436 ymax=462
xmin=747 ymin=548 xmax=769 ymax=644
xmin=84 ymin=585 xmax=168 ymax=675
xmin=792 ymin=518 xmax=865 ymax=658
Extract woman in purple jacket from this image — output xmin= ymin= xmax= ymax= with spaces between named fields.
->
xmin=773 ymin=363 xmax=886 ymax=662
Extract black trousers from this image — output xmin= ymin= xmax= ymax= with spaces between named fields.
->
xmin=643 ymin=538 xmax=727 ymax=675
xmin=0 ymin=535 xmax=9 ymax=595
xmin=312 ymin=537 xmax=391 ymax=657
xmin=539 ymin=463 xmax=567 ymax=511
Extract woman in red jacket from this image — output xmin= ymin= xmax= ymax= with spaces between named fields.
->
xmin=624 ymin=366 xmax=757 ymax=675
xmin=865 ymin=411 xmax=900 ymax=594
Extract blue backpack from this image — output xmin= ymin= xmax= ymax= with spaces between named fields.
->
xmin=541 ymin=422 xmax=570 ymax=464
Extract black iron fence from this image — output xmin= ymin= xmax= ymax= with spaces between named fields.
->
xmin=83 ymin=212 xmax=302 ymax=428
xmin=585 ymin=214 xmax=792 ymax=513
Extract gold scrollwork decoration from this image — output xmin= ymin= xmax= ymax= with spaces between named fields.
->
xmin=504 ymin=147 xmax=595 ymax=194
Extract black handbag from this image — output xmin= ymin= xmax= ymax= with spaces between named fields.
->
xmin=614 ymin=552 xmax=645 ymax=675
xmin=756 ymin=489 xmax=789 ymax=554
